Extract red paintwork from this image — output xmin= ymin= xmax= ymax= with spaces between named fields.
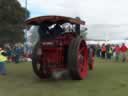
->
xmin=39 ymin=32 xmax=76 ymax=74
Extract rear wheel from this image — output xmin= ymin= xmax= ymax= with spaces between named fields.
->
xmin=68 ymin=37 xmax=88 ymax=80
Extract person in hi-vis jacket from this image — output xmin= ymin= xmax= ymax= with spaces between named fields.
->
xmin=0 ymin=48 xmax=7 ymax=75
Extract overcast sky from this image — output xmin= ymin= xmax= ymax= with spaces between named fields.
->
xmin=18 ymin=0 xmax=128 ymax=40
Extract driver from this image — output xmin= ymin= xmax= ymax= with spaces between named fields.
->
xmin=38 ymin=23 xmax=50 ymax=40
xmin=50 ymin=24 xmax=64 ymax=35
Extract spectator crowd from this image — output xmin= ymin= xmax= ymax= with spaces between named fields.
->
xmin=94 ymin=43 xmax=128 ymax=62
xmin=1 ymin=43 xmax=32 ymax=64
xmin=0 ymin=42 xmax=32 ymax=75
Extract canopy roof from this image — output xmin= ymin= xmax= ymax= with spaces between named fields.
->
xmin=25 ymin=15 xmax=85 ymax=25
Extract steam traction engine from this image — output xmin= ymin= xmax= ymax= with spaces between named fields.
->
xmin=25 ymin=16 xmax=94 ymax=80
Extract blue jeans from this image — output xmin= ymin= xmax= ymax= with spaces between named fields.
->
xmin=0 ymin=62 xmax=6 ymax=75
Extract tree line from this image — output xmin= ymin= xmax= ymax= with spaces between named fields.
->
xmin=0 ymin=0 xmax=29 ymax=43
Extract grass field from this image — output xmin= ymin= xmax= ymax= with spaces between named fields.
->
xmin=0 ymin=58 xmax=128 ymax=96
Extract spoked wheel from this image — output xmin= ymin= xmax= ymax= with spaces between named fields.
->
xmin=32 ymin=42 xmax=47 ymax=79
xmin=68 ymin=37 xmax=88 ymax=80
xmin=88 ymin=48 xmax=94 ymax=70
